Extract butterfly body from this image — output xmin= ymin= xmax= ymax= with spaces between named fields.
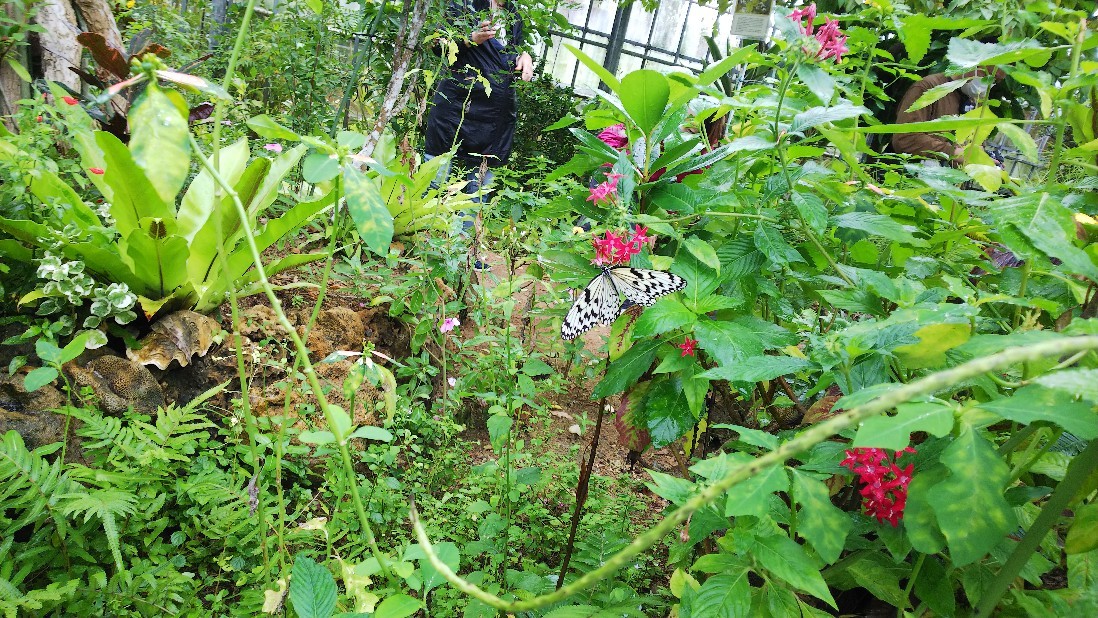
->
xmin=561 ymin=267 xmax=687 ymax=340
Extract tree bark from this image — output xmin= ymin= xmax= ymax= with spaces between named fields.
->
xmin=34 ymin=0 xmax=83 ymax=92
xmin=72 ymin=0 xmax=123 ymax=52
xmin=358 ymin=0 xmax=432 ymax=158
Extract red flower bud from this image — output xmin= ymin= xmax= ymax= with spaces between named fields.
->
xmin=89 ymin=167 xmax=105 ymax=175
xmin=62 ymin=96 xmax=78 ymax=105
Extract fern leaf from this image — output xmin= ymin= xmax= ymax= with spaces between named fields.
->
xmin=59 ymin=488 xmax=138 ymax=574
xmin=0 ymin=431 xmax=80 ymax=537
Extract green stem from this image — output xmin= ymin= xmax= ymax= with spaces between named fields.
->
xmin=1042 ymin=19 xmax=1085 ymax=190
xmin=997 ymin=423 xmax=1039 ymax=456
xmin=188 ymin=134 xmax=392 ymax=580
xmin=410 ymin=337 xmax=1098 ymax=612
xmin=661 ymin=212 xmax=778 ymax=223
xmin=211 ymin=0 xmax=259 ymax=167
xmin=776 ymin=145 xmax=854 ymax=286
xmin=899 ymin=552 xmax=926 ymax=618
xmin=975 ymin=439 xmax=1098 ymax=618
xmin=1008 ymin=427 xmax=1063 ymax=485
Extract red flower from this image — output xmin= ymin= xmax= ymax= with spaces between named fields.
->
xmin=789 ymin=3 xmax=817 ymax=35
xmin=841 ymin=447 xmax=916 ymax=526
xmin=813 ymin=18 xmax=848 ymax=63
xmin=679 ymin=337 xmax=698 ymax=357
xmin=88 ymin=167 xmax=105 ymax=175
xmin=36 ymin=115 xmax=43 ymax=122
xmin=62 ymin=96 xmax=78 ymax=105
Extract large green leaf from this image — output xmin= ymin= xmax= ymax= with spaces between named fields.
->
xmin=373 ymin=594 xmax=422 ymax=618
xmin=30 ymin=169 xmax=101 ymax=229
xmin=344 ymin=165 xmax=394 ymax=255
xmin=898 ymin=15 xmax=993 ymax=62
xmin=788 ymin=104 xmax=869 ymax=135
xmin=754 ymin=224 xmax=805 ymax=265
xmin=124 ymin=227 xmax=190 ymax=298
xmin=188 ymin=157 xmax=271 ymax=285
xmin=633 ymin=296 xmax=696 ymax=337
xmin=946 ymin=37 xmax=1052 ymax=69
xmin=563 ymin=43 xmax=622 ymax=93
xmin=754 ymin=534 xmax=837 ymax=608
xmin=593 ymin=339 xmax=662 ymax=399
xmin=833 ymin=212 xmax=928 ymax=247
xmin=97 ymin=132 xmax=172 ymax=237
xmin=977 ymin=385 xmax=1098 ymax=439
xmin=853 ymin=402 xmax=955 ymax=451
xmin=1066 ymin=503 xmax=1098 ymax=555
xmin=928 ymin=428 xmax=1017 ymax=566
xmin=1034 ymin=368 xmax=1098 ymax=404
xmin=246 ymin=114 xmax=301 ymax=141
xmin=987 ymin=193 xmax=1098 ymax=282
xmin=701 ymin=356 xmax=811 ymax=383
xmin=797 ymin=64 xmax=836 ymax=104
xmin=404 ymin=542 xmax=459 ymax=592
xmin=671 ymin=251 xmax=720 ymax=311
xmin=823 ymin=550 xmax=907 ymax=609
xmin=289 ymin=555 xmax=337 ymax=618
xmin=693 ymin=572 xmax=750 ymax=618
xmin=177 ymin=139 xmax=251 ymax=242
xmin=619 ymin=70 xmax=670 ymax=136
xmin=792 ymin=471 xmax=852 ymax=564
xmin=644 ymin=377 xmax=695 ymax=447
xmin=857 ymin=116 xmax=1008 ymax=134
xmin=693 ymin=319 xmax=764 ymax=369
xmin=724 ymin=465 xmax=787 ymax=518
xmin=904 ymin=79 xmax=967 ymax=113
xmin=129 ymin=84 xmax=190 ymax=205
xmin=904 ymin=465 xmax=948 ymax=554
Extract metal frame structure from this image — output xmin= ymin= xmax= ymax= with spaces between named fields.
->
xmin=537 ymin=0 xmax=736 ymax=95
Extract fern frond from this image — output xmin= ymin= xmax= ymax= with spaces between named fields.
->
xmin=0 ymin=431 xmax=81 ymax=538
xmin=59 ymin=488 xmax=138 ymax=573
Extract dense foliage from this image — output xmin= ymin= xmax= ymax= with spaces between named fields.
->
xmin=1 ymin=0 xmax=1097 ymax=617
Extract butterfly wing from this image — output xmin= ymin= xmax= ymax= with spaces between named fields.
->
xmin=607 ymin=267 xmax=687 ymax=306
xmin=561 ymin=271 xmax=623 ymax=340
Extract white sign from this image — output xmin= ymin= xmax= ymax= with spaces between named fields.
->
xmin=731 ymin=0 xmax=774 ymax=41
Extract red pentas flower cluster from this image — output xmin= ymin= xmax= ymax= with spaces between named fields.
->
xmin=591 ymin=224 xmax=654 ymax=266
xmin=588 ymin=171 xmax=625 ymax=205
xmin=840 ymin=447 xmax=915 ymax=527
xmin=789 ymin=3 xmax=848 ymax=63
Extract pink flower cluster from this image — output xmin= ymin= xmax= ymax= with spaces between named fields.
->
xmin=789 ymin=3 xmax=848 ymax=63
xmin=587 ymin=171 xmax=624 ymax=205
xmin=591 ymin=224 xmax=653 ymax=266
xmin=840 ymin=446 xmax=915 ymax=527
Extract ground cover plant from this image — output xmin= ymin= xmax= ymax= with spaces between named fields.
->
xmin=1 ymin=0 xmax=1097 ymax=617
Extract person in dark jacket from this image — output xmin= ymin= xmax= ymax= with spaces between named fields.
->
xmin=892 ymin=67 xmax=1004 ymax=165
xmin=424 ymin=0 xmax=533 ymax=199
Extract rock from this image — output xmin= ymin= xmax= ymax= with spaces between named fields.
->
xmin=0 ymin=371 xmax=68 ymax=449
xmin=66 ymin=355 xmax=165 ymax=414
xmin=127 ymin=310 xmax=222 ymax=370
xmin=239 ymin=305 xmax=292 ymax=340
xmin=299 ymin=307 xmax=365 ymax=360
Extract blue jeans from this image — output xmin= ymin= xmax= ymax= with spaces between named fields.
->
xmin=424 ymin=154 xmax=494 ymax=232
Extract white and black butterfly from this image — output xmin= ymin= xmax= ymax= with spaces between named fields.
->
xmin=561 ymin=267 xmax=687 ymax=340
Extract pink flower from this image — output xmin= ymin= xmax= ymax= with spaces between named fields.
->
xmin=597 ymin=124 xmax=628 ymax=150
xmin=263 ymin=143 xmax=282 ymax=153
xmin=789 ymin=3 xmax=817 ymax=35
xmin=840 ymin=447 xmax=916 ymax=526
xmin=679 ymin=337 xmax=698 ymax=357
xmin=61 ymin=96 xmax=78 ymax=105
xmin=439 ymin=317 xmax=460 ymax=333
xmin=631 ymin=224 xmax=653 ymax=250
xmin=447 ymin=377 xmax=457 ymax=388
xmin=814 ymin=18 xmax=848 ymax=63
xmin=587 ymin=181 xmax=616 ymax=205
xmin=88 ymin=167 xmax=105 ymax=175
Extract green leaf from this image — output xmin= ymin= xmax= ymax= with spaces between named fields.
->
xmin=672 ymin=251 xmax=720 ymax=311
xmin=823 ymin=550 xmax=908 ymax=609
xmin=987 ymin=193 xmax=1098 ymax=282
xmin=23 ymin=366 xmax=59 ymax=392
xmin=347 ymin=426 xmax=393 ymax=442
xmin=947 ymin=38 xmax=1051 ymax=69
xmin=128 ymin=84 xmax=190 ymax=205
xmin=693 ymin=572 xmax=750 ymax=617
xmin=996 ymin=123 xmax=1039 ymax=162
xmin=5 ymin=57 xmax=31 ymax=82
xmin=125 ymin=228 xmax=190 ymax=296
xmin=297 ymin=431 xmax=336 ymax=445
xmin=792 ymin=471 xmax=852 ymax=564
xmin=789 ymin=104 xmax=868 ymax=135
xmin=154 ymin=70 xmax=231 ymax=100
xmin=303 ymin=152 xmax=340 ymax=183
xmin=898 ymin=15 xmax=992 ymax=62
xmin=904 ymin=465 xmax=948 ymax=554
xmin=303 ymin=0 xmax=324 ymax=15
xmin=564 ymin=44 xmax=622 ymax=93
xmin=1034 ymin=369 xmax=1098 ymax=404
xmin=633 ymin=296 xmax=696 ymax=337
xmin=796 ymin=64 xmax=835 ymax=104
xmin=97 ymin=132 xmax=172 ymax=236
xmin=683 ymin=236 xmax=721 ymax=272
xmin=853 ymin=402 xmax=955 ymax=451
xmin=904 ymin=79 xmax=967 ymax=113
xmin=693 ymin=319 xmax=765 ymax=369
xmin=724 ymin=465 xmax=787 ymax=518
xmin=404 ymin=543 xmax=459 ymax=592
xmin=247 ymin=114 xmax=301 ymax=141
xmin=928 ymin=428 xmax=1017 ymax=566
xmin=754 ymin=224 xmax=804 ymax=265
xmin=645 ymin=378 xmax=695 ymax=447
xmin=792 ymin=191 xmax=828 ymax=236
xmin=593 ymin=339 xmax=662 ymax=398
xmin=977 ymin=386 xmax=1098 ymax=439
xmin=343 ymin=165 xmax=394 ymax=255
xmin=894 ymin=322 xmax=971 ymax=369
xmin=833 ymin=212 xmax=928 ymax=247
xmin=619 ymin=70 xmax=670 ymax=136
xmin=914 ymin=556 xmax=957 ymax=617
xmin=372 ymin=594 xmax=421 ymax=618
xmin=754 ymin=534 xmax=837 ymax=608
xmin=290 ymin=555 xmax=337 ymax=618
xmin=700 ymin=356 xmax=811 ymax=383
xmin=487 ymin=415 xmax=512 ymax=452
xmin=1066 ymin=503 xmax=1098 ymax=555
xmin=858 ymin=116 xmax=1007 ymax=134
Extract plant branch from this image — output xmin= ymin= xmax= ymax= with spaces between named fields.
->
xmin=410 ymin=336 xmax=1098 ymax=611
